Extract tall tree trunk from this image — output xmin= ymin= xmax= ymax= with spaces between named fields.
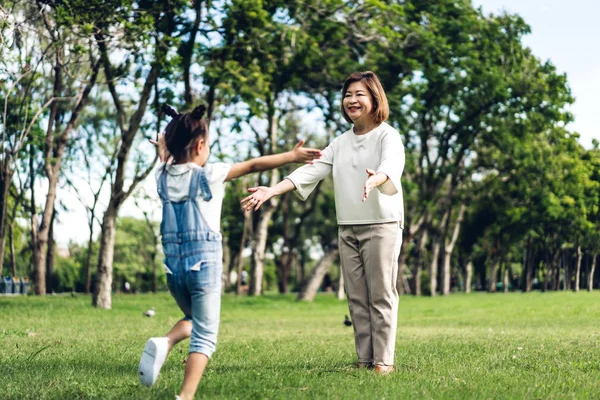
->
xmin=222 ymin=235 xmax=230 ymax=293
xmin=488 ymin=258 xmax=498 ymax=293
xmin=91 ymin=23 xmax=166 ymax=308
xmin=298 ymin=250 xmax=306 ymax=290
xmin=574 ymin=246 xmax=582 ymax=292
xmin=236 ymin=208 xmax=251 ymax=295
xmin=0 ymin=165 xmax=12 ymax=278
xmin=551 ymin=252 xmax=560 ymax=291
xmin=284 ymin=251 xmax=297 ymax=293
xmin=503 ymin=264 xmax=509 ymax=293
xmin=93 ymin=206 xmax=117 ymax=308
xmin=429 ymin=211 xmax=448 ymax=297
xmin=277 ymin=193 xmax=291 ymax=294
xmin=398 ymin=264 xmax=411 ymax=295
xmin=589 ymin=252 xmax=597 ymax=292
xmin=412 ymin=229 xmax=428 ymax=296
xmin=558 ymin=250 xmax=572 ymax=290
xmin=442 ymin=204 xmax=465 ymax=295
xmin=250 ymin=205 xmax=276 ymax=295
xmin=249 ymin=112 xmax=279 ymax=296
xmin=337 ymin=264 xmax=345 ymax=300
xmin=46 ymin=208 xmax=56 ymax=292
xmin=523 ymin=238 xmax=534 ymax=292
xmin=34 ymin=54 xmax=98 ymax=295
xmin=429 ymin=239 xmax=441 ymax=297
xmin=521 ymin=239 xmax=529 ymax=292
xmin=7 ymin=186 xmax=22 ymax=277
xmin=9 ymin=221 xmax=16 ymax=277
xmin=181 ymin=0 xmax=204 ymax=108
xmin=398 ymin=212 xmax=427 ymax=294
xmin=465 ymin=260 xmax=473 ymax=293
xmin=29 ymin=143 xmax=43 ymax=293
xmin=543 ymin=252 xmax=554 ymax=292
xmin=83 ymin=175 xmax=108 ymax=294
xmin=85 ymin=220 xmax=95 ymax=294
xmin=543 ymin=265 xmax=551 ymax=292
xmin=277 ymin=252 xmax=291 ymax=294
xmin=297 ymin=242 xmax=338 ymax=301
xmin=34 ymin=172 xmax=60 ymax=295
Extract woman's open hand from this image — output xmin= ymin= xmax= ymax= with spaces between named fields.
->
xmin=241 ymin=186 xmax=274 ymax=211
xmin=363 ymin=168 xmax=385 ymax=202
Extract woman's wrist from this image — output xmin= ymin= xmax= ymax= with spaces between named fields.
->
xmin=374 ymin=172 xmax=388 ymax=187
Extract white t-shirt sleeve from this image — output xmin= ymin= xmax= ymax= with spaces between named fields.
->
xmin=155 ymin=162 xmax=166 ymax=183
xmin=206 ymin=162 xmax=231 ymax=185
xmin=197 ymin=162 xmax=231 ymax=233
xmin=286 ymin=142 xmax=334 ymax=201
xmin=376 ymin=130 xmax=405 ymax=195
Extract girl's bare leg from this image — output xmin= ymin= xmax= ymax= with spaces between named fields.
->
xmin=179 ymin=352 xmax=209 ymax=400
xmin=166 ymin=319 xmax=192 ymax=351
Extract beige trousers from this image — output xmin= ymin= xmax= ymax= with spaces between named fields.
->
xmin=339 ymin=222 xmax=402 ymax=366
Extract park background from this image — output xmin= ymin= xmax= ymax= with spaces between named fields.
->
xmin=1 ymin=1 xmax=600 ymax=398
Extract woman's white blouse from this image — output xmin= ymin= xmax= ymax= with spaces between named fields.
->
xmin=287 ymin=122 xmax=405 ymax=227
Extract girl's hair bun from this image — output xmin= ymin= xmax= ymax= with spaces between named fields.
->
xmin=190 ymin=104 xmax=207 ymax=120
xmin=161 ymin=104 xmax=180 ymax=119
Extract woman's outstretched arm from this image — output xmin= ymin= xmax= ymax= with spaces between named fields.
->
xmin=240 ymin=178 xmax=296 ymax=211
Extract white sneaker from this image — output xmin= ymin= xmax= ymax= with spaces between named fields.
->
xmin=138 ymin=337 xmax=169 ymax=387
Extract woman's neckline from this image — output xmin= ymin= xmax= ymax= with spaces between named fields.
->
xmin=353 ymin=122 xmax=382 ymax=136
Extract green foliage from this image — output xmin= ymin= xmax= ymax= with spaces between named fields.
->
xmin=262 ymin=259 xmax=278 ymax=291
xmin=52 ymin=255 xmax=81 ymax=292
xmin=113 ymin=216 xmax=163 ymax=291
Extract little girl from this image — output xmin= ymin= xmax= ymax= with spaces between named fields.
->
xmin=138 ymin=104 xmax=321 ymax=399
xmin=241 ymin=71 xmax=405 ymax=374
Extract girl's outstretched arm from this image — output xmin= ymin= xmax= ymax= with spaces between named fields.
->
xmin=149 ymin=132 xmax=170 ymax=163
xmin=225 ymin=140 xmax=321 ymax=182
xmin=240 ymin=179 xmax=296 ymax=211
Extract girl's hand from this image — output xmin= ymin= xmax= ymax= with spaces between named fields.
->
xmin=149 ymin=132 xmax=169 ymax=163
xmin=291 ymin=139 xmax=322 ymax=164
xmin=241 ymin=186 xmax=274 ymax=211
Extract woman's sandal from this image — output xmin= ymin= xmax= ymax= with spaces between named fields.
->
xmin=373 ymin=364 xmax=394 ymax=374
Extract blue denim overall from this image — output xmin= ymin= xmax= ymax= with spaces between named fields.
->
xmin=158 ymin=167 xmax=222 ymax=357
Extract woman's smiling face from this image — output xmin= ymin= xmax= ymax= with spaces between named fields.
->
xmin=343 ymin=80 xmax=374 ymax=124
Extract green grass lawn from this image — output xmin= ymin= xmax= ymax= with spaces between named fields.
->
xmin=1 ymin=291 xmax=599 ymax=399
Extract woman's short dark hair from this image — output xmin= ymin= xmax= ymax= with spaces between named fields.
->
xmin=341 ymin=71 xmax=389 ymax=125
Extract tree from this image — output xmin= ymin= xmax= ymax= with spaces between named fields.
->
xmin=31 ymin=2 xmax=100 ymax=295
xmin=581 ymin=142 xmax=600 ymax=291
xmin=1 ymin=1 xmax=54 ymax=278
xmin=206 ymin=0 xmax=369 ymax=295
xmin=366 ymin=2 xmax=575 ymax=295
xmin=91 ymin=0 xmax=179 ymax=308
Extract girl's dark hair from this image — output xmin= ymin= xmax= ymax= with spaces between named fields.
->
xmin=162 ymin=104 xmax=208 ymax=163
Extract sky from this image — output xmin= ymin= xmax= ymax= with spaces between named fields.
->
xmin=52 ymin=0 xmax=600 ymax=246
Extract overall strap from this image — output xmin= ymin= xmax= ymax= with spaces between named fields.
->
xmin=189 ymin=168 xmax=213 ymax=202
xmin=157 ymin=168 xmax=170 ymax=203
